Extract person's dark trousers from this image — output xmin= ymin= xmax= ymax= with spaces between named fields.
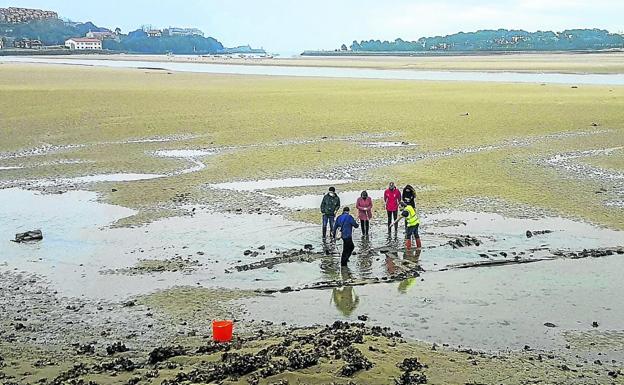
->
xmin=387 ymin=210 xmax=398 ymax=232
xmin=322 ymin=214 xmax=335 ymax=238
xmin=361 ymin=220 xmax=370 ymax=236
xmin=341 ymin=237 xmax=355 ymax=266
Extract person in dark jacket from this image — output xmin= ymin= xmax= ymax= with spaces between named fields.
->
xmin=402 ymin=184 xmax=416 ymax=232
xmin=320 ymin=187 xmax=341 ymax=238
xmin=333 ymin=207 xmax=359 ymax=266
xmin=402 ymin=184 xmax=416 ymax=208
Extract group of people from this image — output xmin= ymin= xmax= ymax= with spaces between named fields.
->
xmin=320 ymin=182 xmax=421 ymax=266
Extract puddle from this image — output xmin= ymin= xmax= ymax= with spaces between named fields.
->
xmin=0 ymin=188 xmax=320 ymax=299
xmin=427 ymin=211 xmax=623 ymax=247
xmin=240 ymin=255 xmax=624 ymax=356
xmin=275 ymin=190 xmax=384 ymax=210
xmin=152 ymin=149 xmax=216 ymax=158
xmin=209 ymin=178 xmax=351 ymax=192
xmin=545 ymin=147 xmax=624 ymax=182
xmin=2 ymin=189 xmax=624 ymax=358
xmin=360 ymin=142 xmax=418 ymax=148
xmin=151 ymin=148 xmax=217 ymax=175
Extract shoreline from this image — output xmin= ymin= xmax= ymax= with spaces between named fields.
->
xmin=2 ymin=51 xmax=624 ymax=74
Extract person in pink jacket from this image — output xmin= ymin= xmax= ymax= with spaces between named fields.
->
xmin=356 ymin=190 xmax=373 ymax=236
xmin=384 ymin=182 xmax=402 ymax=235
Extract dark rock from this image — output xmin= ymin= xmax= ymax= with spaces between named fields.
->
xmin=97 ymin=357 xmax=137 ymax=372
xmin=122 ymin=300 xmax=136 ymax=307
xmin=398 ymin=357 xmax=425 ymax=372
xmin=339 ymin=346 xmax=373 ymax=376
xmin=106 ymin=342 xmax=129 ymax=355
xmin=357 ymin=315 xmax=369 ymax=322
xmin=304 ymin=244 xmax=314 ymax=251
xmin=526 ymin=230 xmax=553 ymax=238
xmin=148 ymin=346 xmax=187 ymax=364
xmin=395 ymin=371 xmax=428 ymax=384
xmin=592 ymin=321 xmax=599 ymax=328
xmin=447 ymin=236 xmax=480 ymax=249
xmin=544 ymin=322 xmax=557 ymax=328
xmin=13 ymin=230 xmax=43 ymax=243
xmin=196 ymin=341 xmax=232 ymax=355
xmin=286 ymin=349 xmax=319 ymax=370
xmin=74 ymin=343 xmax=95 ymax=355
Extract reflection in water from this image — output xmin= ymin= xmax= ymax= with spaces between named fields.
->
xmin=404 ymin=248 xmax=422 ymax=265
xmin=385 ymin=254 xmax=398 ymax=275
xmin=331 ymin=266 xmax=360 ymax=316
xmin=398 ymin=278 xmax=418 ymax=294
xmin=398 ymin=249 xmax=422 ymax=294
xmin=320 ymin=255 xmax=340 ymax=280
xmin=356 ymin=237 xmax=374 ymax=278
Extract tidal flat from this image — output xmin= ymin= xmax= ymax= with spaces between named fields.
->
xmin=0 ymin=62 xmax=623 ymax=384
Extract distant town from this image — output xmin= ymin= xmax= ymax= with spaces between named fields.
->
xmin=0 ymin=6 xmax=268 ymax=56
xmin=2 ymin=6 xmax=624 ymax=56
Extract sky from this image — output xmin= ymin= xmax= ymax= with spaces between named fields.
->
xmin=2 ymin=0 xmax=623 ymax=54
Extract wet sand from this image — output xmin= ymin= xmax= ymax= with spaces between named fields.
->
xmin=20 ymin=51 xmax=624 ymax=74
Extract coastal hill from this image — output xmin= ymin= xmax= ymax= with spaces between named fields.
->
xmin=0 ymin=7 xmax=263 ymax=55
xmin=305 ymin=29 xmax=624 ymax=55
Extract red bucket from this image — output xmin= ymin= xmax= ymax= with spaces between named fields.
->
xmin=212 ymin=320 xmax=233 ymax=342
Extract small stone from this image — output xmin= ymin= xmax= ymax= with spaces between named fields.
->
xmin=544 ymin=322 xmax=557 ymax=328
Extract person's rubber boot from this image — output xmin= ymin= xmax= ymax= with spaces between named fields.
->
xmin=406 ymin=239 xmax=412 ymax=250
xmin=416 ymin=238 xmax=422 ymax=249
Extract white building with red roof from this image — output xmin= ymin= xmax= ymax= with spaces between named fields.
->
xmin=65 ymin=38 xmax=102 ymax=50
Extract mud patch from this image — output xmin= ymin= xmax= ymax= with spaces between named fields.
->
xmin=136 ymin=286 xmax=255 ymax=324
xmin=100 ymin=256 xmax=203 ymax=275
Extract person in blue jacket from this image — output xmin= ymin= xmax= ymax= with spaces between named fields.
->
xmin=333 ymin=207 xmax=359 ymax=266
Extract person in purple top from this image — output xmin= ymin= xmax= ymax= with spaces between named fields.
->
xmin=333 ymin=207 xmax=359 ymax=266
xmin=356 ymin=190 xmax=373 ymax=237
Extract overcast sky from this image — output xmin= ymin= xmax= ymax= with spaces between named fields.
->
xmin=2 ymin=0 xmax=623 ymax=53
